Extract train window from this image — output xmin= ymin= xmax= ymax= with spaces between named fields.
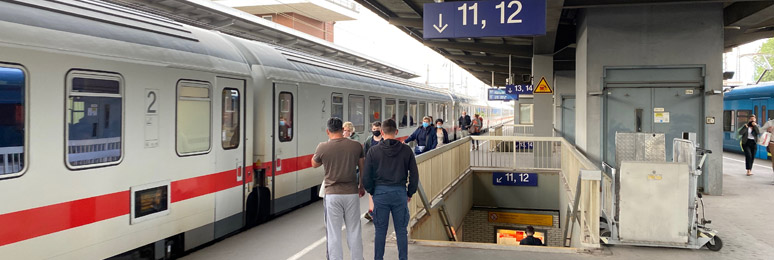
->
xmin=399 ymin=100 xmax=407 ymax=128
xmin=762 ymin=106 xmax=767 ymax=125
xmin=0 ymin=66 xmax=26 ymax=177
xmin=386 ymin=99 xmax=396 ymax=122
xmin=769 ymin=110 xmax=774 ymax=122
xmin=723 ymin=110 xmax=733 ymax=132
xmin=66 ymin=72 xmax=123 ymax=168
xmin=736 ymin=110 xmax=752 ymax=130
xmin=331 ymin=93 xmax=343 ymax=119
xmin=177 ymin=81 xmax=211 ymax=155
xmin=520 ymin=104 xmax=534 ymax=125
xmin=278 ymin=92 xmax=293 ymax=142
xmin=418 ymin=102 xmax=426 ymax=121
xmin=369 ymin=97 xmax=382 ymax=124
xmin=221 ymin=89 xmax=240 ymax=149
xmin=349 ymin=95 xmax=365 ymax=133
xmin=409 ymin=101 xmax=417 ymax=127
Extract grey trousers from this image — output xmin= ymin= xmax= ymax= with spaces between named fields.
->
xmin=324 ymin=194 xmax=363 ymax=260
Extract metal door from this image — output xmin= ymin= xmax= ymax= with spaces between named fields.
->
xmin=604 ymin=88 xmax=653 ymax=168
xmin=273 ymin=83 xmax=298 ymax=213
xmin=561 ymin=97 xmax=576 ymax=144
xmin=214 ymin=77 xmax=246 ymax=238
xmin=652 ymin=87 xmax=702 ymax=162
xmin=753 ymin=99 xmax=768 ymax=158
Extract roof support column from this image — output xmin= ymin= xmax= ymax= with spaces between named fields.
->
xmin=532 ymin=54 xmax=554 ymax=137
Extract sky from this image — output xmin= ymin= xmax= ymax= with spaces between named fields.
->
xmin=724 ymin=39 xmax=769 ymax=85
xmin=332 ymin=5 xmax=490 ymax=99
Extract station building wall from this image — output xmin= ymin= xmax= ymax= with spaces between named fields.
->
xmin=575 ymin=3 xmax=724 ymax=194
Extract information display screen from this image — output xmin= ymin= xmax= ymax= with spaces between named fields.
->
xmin=496 ymin=229 xmax=545 ymax=246
xmin=134 ymin=185 xmax=168 ymax=218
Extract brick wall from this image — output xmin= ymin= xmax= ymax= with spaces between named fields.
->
xmin=461 ymin=209 xmax=563 ymax=247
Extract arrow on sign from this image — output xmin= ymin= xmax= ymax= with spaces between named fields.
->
xmin=433 ymin=13 xmax=448 ymax=33
xmin=496 ymin=177 xmax=503 ymax=183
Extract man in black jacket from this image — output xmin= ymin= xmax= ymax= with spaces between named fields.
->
xmin=363 ymin=119 xmax=419 ymax=260
xmin=458 ymin=111 xmax=471 ymax=137
xmin=519 ymin=226 xmax=545 ymax=246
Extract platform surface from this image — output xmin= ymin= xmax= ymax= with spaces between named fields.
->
xmin=182 ymin=152 xmax=774 ymax=260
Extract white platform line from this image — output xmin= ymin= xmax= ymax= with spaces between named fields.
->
xmin=286 ymin=236 xmax=326 ymax=260
xmin=723 ymin=156 xmax=773 ymax=170
xmin=287 ymin=225 xmax=349 ymax=260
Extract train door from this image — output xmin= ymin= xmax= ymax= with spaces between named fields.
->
xmin=273 ymin=83 xmax=298 ymax=213
xmin=753 ymin=99 xmax=767 ymax=158
xmin=213 ymin=77 xmax=246 ymax=238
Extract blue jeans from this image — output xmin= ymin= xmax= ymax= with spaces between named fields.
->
xmin=372 ymin=186 xmax=409 ymax=260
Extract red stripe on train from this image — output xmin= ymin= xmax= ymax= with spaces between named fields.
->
xmin=0 ymin=191 xmax=130 ymax=247
xmin=0 ymin=167 xmax=247 ymax=247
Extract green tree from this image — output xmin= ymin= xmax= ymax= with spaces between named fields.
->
xmin=753 ymin=38 xmax=774 ymax=83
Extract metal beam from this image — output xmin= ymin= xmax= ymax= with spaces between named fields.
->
xmin=443 ymin=54 xmax=532 ymax=69
xmin=724 ymin=2 xmax=774 ymax=26
xmin=457 ymin=63 xmax=530 ymax=74
xmin=401 ymin=0 xmax=423 ymax=17
xmin=563 ymin=0 xmax=736 ymax=9
xmin=388 ymin=17 xmax=423 ymax=28
xmin=424 ymin=41 xmax=533 ymax=58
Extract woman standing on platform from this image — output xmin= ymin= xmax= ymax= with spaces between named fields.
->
xmin=739 ymin=115 xmax=760 ymax=176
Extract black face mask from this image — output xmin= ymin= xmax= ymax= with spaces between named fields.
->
xmin=373 ymin=130 xmax=381 ymax=137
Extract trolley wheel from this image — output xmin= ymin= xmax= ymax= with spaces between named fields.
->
xmin=706 ymin=235 xmax=723 ymax=251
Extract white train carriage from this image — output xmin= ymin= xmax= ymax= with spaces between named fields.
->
xmin=0 ymin=1 xmax=512 ymax=259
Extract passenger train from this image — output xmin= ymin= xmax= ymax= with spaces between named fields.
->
xmin=0 ymin=1 xmax=512 ymax=259
xmin=723 ymin=82 xmax=774 ymax=159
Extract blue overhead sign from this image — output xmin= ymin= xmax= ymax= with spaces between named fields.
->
xmin=493 ymin=172 xmax=538 ymax=186
xmin=488 ymin=88 xmax=518 ymax=101
xmin=423 ymin=0 xmax=546 ymax=39
xmin=506 ymin=84 xmax=533 ymax=95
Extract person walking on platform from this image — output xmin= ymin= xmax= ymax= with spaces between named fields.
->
xmin=739 ymin=115 xmax=760 ymax=176
xmin=404 ymin=116 xmax=438 ymax=155
xmin=311 ymin=117 xmax=366 ymax=260
xmin=362 ymin=121 xmax=383 ymax=221
xmin=435 ymin=119 xmax=450 ymax=148
xmin=519 ymin=226 xmax=545 ymax=246
xmin=363 ymin=119 xmax=419 ymax=260
xmin=458 ymin=111 xmax=471 ymax=138
xmin=470 ymin=114 xmax=482 ymax=150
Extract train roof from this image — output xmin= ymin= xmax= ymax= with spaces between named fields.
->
xmin=1 ymin=0 xmax=453 ymax=102
xmin=724 ymin=82 xmax=774 ymax=100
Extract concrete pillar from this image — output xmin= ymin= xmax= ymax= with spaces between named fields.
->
xmin=532 ymin=55 xmax=554 ymax=137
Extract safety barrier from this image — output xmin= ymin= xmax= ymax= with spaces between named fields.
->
xmin=68 ymin=137 xmax=122 ymax=166
xmin=410 ymin=135 xmax=601 ymax=248
xmin=0 ymin=146 xmax=23 ymax=174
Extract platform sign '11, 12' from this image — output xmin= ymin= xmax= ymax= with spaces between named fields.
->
xmin=423 ymin=0 xmax=546 ymax=39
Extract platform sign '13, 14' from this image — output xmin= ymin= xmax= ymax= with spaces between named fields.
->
xmin=423 ymin=0 xmax=546 ymax=39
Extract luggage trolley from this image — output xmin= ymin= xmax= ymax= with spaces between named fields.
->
xmin=600 ymin=133 xmax=721 ymax=251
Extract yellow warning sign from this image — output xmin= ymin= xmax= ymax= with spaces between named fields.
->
xmin=534 ymin=77 xmax=553 ymax=94
xmin=488 ymin=211 xmax=554 ymax=226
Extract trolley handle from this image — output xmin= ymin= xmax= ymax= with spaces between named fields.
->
xmin=696 ymin=149 xmax=712 ymax=173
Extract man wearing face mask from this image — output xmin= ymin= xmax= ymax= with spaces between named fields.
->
xmin=404 ymin=116 xmax=438 ymax=155
xmin=362 ymin=121 xmax=383 ymax=221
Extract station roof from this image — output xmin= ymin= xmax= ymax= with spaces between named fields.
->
xmin=105 ymin=0 xmax=420 ymax=79
xmin=355 ymin=0 xmax=774 ymax=86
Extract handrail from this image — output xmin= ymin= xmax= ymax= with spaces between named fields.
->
xmin=409 ymin=135 xmax=602 ymax=248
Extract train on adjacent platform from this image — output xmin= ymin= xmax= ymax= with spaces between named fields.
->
xmin=723 ymin=82 xmax=774 ymax=160
xmin=0 ymin=1 xmax=513 ymax=259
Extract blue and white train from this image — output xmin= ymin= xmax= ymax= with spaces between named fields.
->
xmin=722 ymin=82 xmax=774 ymax=159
